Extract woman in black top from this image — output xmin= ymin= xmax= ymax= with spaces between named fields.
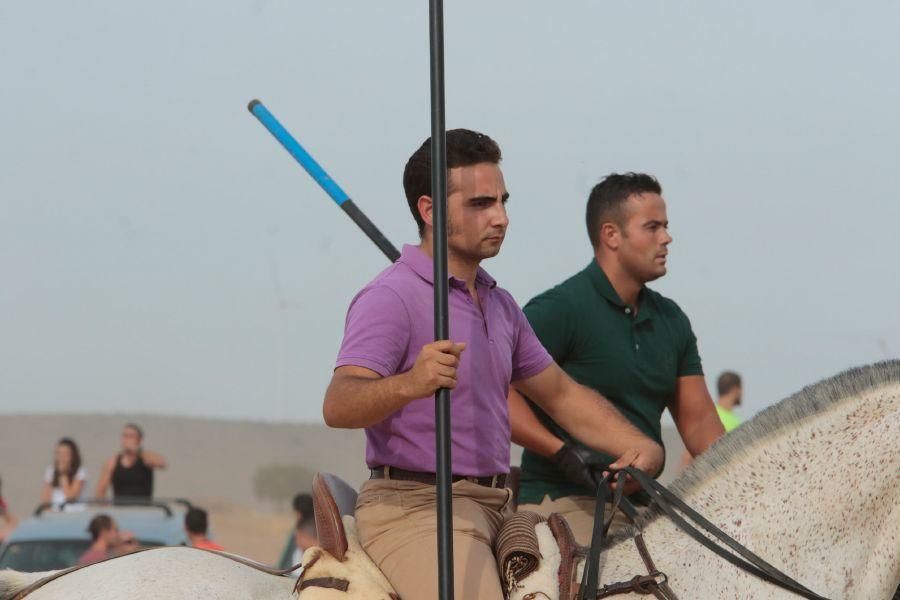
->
xmin=95 ymin=424 xmax=167 ymax=499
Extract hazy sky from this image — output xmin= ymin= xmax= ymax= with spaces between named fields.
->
xmin=2 ymin=1 xmax=898 ymax=424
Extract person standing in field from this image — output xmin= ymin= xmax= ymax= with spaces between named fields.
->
xmin=40 ymin=438 xmax=88 ymax=509
xmin=95 ymin=424 xmax=167 ymax=499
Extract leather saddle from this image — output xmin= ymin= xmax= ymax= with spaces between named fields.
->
xmin=311 ymin=472 xmax=359 ymax=562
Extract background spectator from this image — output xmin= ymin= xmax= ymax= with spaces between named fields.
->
xmin=95 ymin=423 xmax=166 ymax=499
xmin=184 ymin=507 xmax=224 ymax=551
xmin=291 ymin=493 xmax=317 ymax=566
xmin=0 ymin=475 xmax=17 ymax=544
xmin=40 ymin=438 xmax=87 ymax=508
xmin=78 ymin=514 xmax=138 ymax=565
xmin=715 ymin=371 xmax=743 ymax=432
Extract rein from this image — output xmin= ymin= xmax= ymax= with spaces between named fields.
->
xmin=577 ymin=466 xmax=831 ymax=600
xmin=11 ymin=546 xmax=307 ymax=599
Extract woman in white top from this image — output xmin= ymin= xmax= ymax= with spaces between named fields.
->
xmin=41 ymin=438 xmax=88 ymax=508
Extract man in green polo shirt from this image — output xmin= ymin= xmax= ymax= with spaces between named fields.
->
xmin=509 ymin=172 xmax=726 ymax=545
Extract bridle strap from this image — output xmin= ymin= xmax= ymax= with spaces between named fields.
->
xmin=577 ymin=472 xmax=611 ymax=599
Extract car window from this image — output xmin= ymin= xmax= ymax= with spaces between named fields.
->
xmin=0 ymin=540 xmax=166 ymax=571
xmin=0 ymin=540 xmax=91 ymax=571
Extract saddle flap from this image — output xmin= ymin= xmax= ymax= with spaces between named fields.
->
xmin=312 ymin=472 xmax=358 ymax=562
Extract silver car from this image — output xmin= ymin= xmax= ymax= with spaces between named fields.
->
xmin=0 ymin=499 xmax=190 ymax=572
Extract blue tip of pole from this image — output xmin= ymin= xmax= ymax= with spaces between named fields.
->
xmin=247 ymin=99 xmax=262 ymax=113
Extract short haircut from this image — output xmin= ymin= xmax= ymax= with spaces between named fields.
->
xmin=292 ymin=493 xmax=313 ymax=518
xmin=403 ymin=129 xmax=502 ymax=236
xmin=87 ymin=514 xmax=114 ymax=540
xmin=123 ymin=423 xmax=144 ymax=439
xmin=585 ymin=172 xmax=662 ymax=248
xmin=184 ymin=507 xmax=209 ymax=535
xmin=717 ymin=371 xmax=743 ymax=397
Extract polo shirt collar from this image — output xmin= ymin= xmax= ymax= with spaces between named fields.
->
xmin=585 ymin=259 xmax=655 ymax=323
xmin=399 ymin=244 xmax=497 ymax=290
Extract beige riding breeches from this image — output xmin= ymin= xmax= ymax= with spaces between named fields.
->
xmin=518 ymin=494 xmax=632 ymax=547
xmin=355 ymin=478 xmax=512 ymax=600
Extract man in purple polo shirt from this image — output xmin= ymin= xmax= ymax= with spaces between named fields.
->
xmin=323 ymin=129 xmax=663 ymax=599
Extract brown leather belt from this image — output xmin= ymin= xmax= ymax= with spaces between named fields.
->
xmin=370 ymin=466 xmax=507 ymax=489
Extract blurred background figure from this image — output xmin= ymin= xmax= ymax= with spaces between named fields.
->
xmin=95 ymin=424 xmax=167 ymax=499
xmin=715 ymin=371 xmax=743 ymax=433
xmin=0 ymin=475 xmax=16 ymax=544
xmin=184 ymin=507 xmax=224 ymax=551
xmin=280 ymin=492 xmax=317 ymax=571
xmin=40 ymin=438 xmax=87 ymax=509
xmin=78 ymin=514 xmax=138 ymax=565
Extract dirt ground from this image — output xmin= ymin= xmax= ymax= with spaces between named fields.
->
xmin=206 ymin=504 xmax=295 ymax=565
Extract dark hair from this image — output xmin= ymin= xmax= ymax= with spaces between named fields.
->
xmin=88 ymin=514 xmax=114 ymax=540
xmin=123 ymin=423 xmax=144 ymax=439
xmin=403 ymin=129 xmax=502 ymax=236
xmin=292 ymin=493 xmax=313 ymax=519
xmin=585 ymin=172 xmax=662 ymax=248
xmin=52 ymin=438 xmax=82 ymax=487
xmin=184 ymin=507 xmax=209 ymax=535
xmin=717 ymin=371 xmax=743 ymax=397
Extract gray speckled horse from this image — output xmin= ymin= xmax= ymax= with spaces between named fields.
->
xmin=513 ymin=361 xmax=900 ymax=600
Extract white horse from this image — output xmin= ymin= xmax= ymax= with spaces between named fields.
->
xmin=2 ymin=361 xmax=897 ymax=599
xmin=513 ymin=360 xmax=900 ymax=600
xmin=0 ymin=515 xmax=397 ymax=600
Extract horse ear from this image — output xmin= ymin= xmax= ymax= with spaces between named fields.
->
xmin=312 ymin=473 xmax=355 ymax=562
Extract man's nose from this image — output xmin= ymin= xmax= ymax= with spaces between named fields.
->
xmin=493 ymin=202 xmax=509 ymax=228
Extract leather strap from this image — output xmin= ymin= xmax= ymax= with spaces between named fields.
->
xmin=370 ymin=466 xmax=507 ymax=488
xmin=578 ymin=472 xmax=611 ymax=599
xmin=574 ymin=465 xmax=828 ymax=600
xmin=13 ymin=546 xmax=302 ymax=599
xmin=297 ymin=577 xmax=350 ymax=592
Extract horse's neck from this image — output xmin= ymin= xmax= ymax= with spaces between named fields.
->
xmin=601 ymin=384 xmax=900 ymax=599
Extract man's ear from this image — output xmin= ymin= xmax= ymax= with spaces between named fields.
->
xmin=600 ymin=221 xmax=621 ymax=250
xmin=418 ymin=195 xmax=434 ymax=229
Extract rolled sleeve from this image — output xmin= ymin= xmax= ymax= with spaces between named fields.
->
xmin=335 ymin=285 xmax=410 ymax=377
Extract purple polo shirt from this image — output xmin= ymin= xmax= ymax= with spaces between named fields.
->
xmin=335 ymin=245 xmax=553 ymax=476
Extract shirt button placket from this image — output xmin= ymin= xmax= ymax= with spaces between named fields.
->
xmin=624 ymin=307 xmax=639 ymax=350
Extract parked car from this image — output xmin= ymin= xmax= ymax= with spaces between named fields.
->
xmin=0 ymin=498 xmax=191 ymax=572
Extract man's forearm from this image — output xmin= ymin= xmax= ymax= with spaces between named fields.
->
xmin=508 ymin=388 xmax=564 ymax=457
xmin=679 ymin=409 xmax=725 ymax=457
xmin=323 ymin=372 xmax=416 ymax=429
xmin=547 ymin=382 xmax=653 ymax=457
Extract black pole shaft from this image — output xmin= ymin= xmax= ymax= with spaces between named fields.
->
xmin=339 ymin=200 xmax=401 ymax=262
xmin=429 ymin=0 xmax=453 ymax=599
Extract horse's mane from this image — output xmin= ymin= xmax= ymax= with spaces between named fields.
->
xmin=610 ymin=359 xmax=900 ymax=545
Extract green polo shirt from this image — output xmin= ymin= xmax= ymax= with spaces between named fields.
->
xmin=518 ymin=260 xmax=704 ymax=505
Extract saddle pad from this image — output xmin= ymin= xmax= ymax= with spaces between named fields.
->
xmin=495 ymin=510 xmax=546 ymax=596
